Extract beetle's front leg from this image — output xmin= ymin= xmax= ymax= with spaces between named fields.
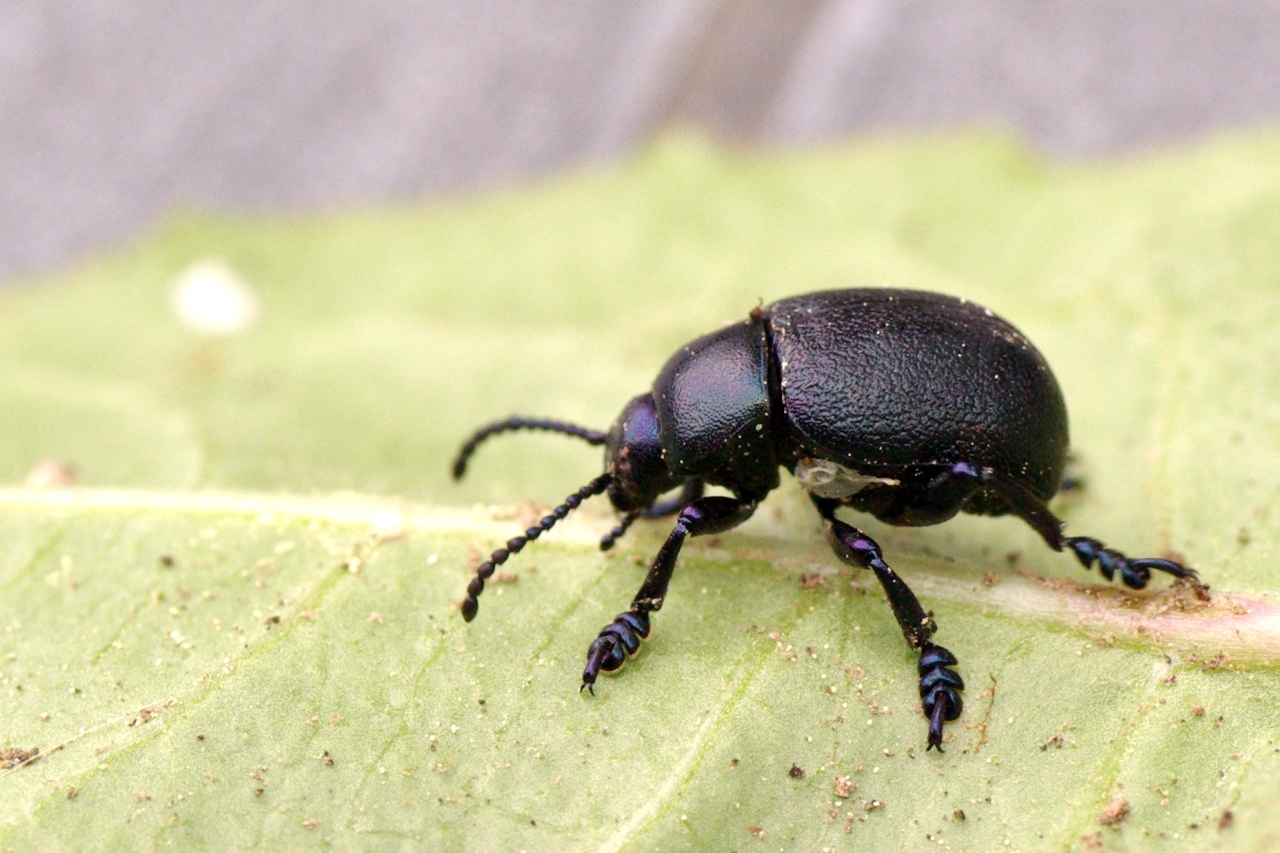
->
xmin=581 ymin=496 xmax=756 ymax=692
xmin=598 ymin=479 xmax=705 ymax=551
xmin=815 ymin=498 xmax=964 ymax=751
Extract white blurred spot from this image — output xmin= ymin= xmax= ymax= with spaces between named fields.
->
xmin=24 ymin=460 xmax=78 ymax=489
xmin=171 ymin=261 xmax=259 ymax=335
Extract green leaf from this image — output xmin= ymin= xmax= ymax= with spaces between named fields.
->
xmin=3 ymin=132 xmax=1280 ymax=850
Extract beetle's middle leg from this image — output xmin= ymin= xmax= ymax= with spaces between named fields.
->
xmin=581 ymin=495 xmax=756 ymax=692
xmin=813 ymin=496 xmax=963 ymax=752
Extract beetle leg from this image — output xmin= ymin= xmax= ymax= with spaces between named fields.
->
xmin=1057 ymin=453 xmax=1085 ymax=496
xmin=582 ymin=496 xmax=756 ymax=692
xmin=872 ymin=462 xmax=987 ymax=526
xmin=814 ymin=497 xmax=963 ymax=752
xmin=598 ymin=479 xmax=704 ymax=551
xmin=1060 ymin=536 xmax=1201 ymax=590
xmin=640 ymin=478 xmax=706 ymax=519
xmin=984 ymin=474 xmax=1203 ymax=591
xmin=598 ymin=511 xmax=640 ymax=552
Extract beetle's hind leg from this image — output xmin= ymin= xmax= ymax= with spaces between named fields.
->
xmin=983 ymin=472 xmax=1203 ymax=591
xmin=1059 ymin=536 xmax=1200 ymax=590
xmin=813 ymin=497 xmax=963 ymax=752
xmin=582 ymin=496 xmax=755 ymax=692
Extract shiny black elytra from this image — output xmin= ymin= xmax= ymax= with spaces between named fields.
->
xmin=453 ymin=288 xmax=1202 ymax=752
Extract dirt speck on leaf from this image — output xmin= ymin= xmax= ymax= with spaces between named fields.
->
xmin=1079 ymin=830 xmax=1106 ymax=852
xmin=0 ymin=746 xmax=40 ymax=769
xmin=834 ymin=775 xmax=855 ymax=798
xmin=1099 ymin=795 xmax=1130 ymax=827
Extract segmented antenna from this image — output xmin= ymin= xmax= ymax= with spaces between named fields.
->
xmin=452 ymin=418 xmax=608 ymax=480
xmin=461 ymin=472 xmax=613 ymax=621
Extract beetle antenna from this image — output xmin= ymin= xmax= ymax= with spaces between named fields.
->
xmin=461 ymin=472 xmax=613 ymax=621
xmin=452 ymin=417 xmax=608 ymax=480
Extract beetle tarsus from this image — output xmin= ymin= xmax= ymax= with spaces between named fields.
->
xmin=925 ymin=694 xmax=954 ymax=752
xmin=1063 ymin=536 xmax=1201 ymax=590
xmin=919 ymin=644 xmax=964 ymax=752
xmin=581 ymin=610 xmax=650 ymax=690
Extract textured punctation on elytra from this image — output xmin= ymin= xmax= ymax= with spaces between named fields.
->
xmin=452 ymin=288 xmax=1205 ymax=752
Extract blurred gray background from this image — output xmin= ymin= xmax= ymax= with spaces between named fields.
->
xmin=3 ymin=0 xmax=1279 ymax=286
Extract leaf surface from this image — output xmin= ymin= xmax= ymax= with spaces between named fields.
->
xmin=2 ymin=133 xmax=1279 ymax=851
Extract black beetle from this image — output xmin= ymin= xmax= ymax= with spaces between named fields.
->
xmin=453 ymin=288 xmax=1201 ymax=751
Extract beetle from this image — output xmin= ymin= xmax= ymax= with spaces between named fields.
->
xmin=452 ymin=288 xmax=1201 ymax=751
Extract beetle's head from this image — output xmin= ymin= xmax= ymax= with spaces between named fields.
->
xmin=452 ymin=399 xmax=678 ymax=622
xmin=604 ymin=393 xmax=679 ymax=513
